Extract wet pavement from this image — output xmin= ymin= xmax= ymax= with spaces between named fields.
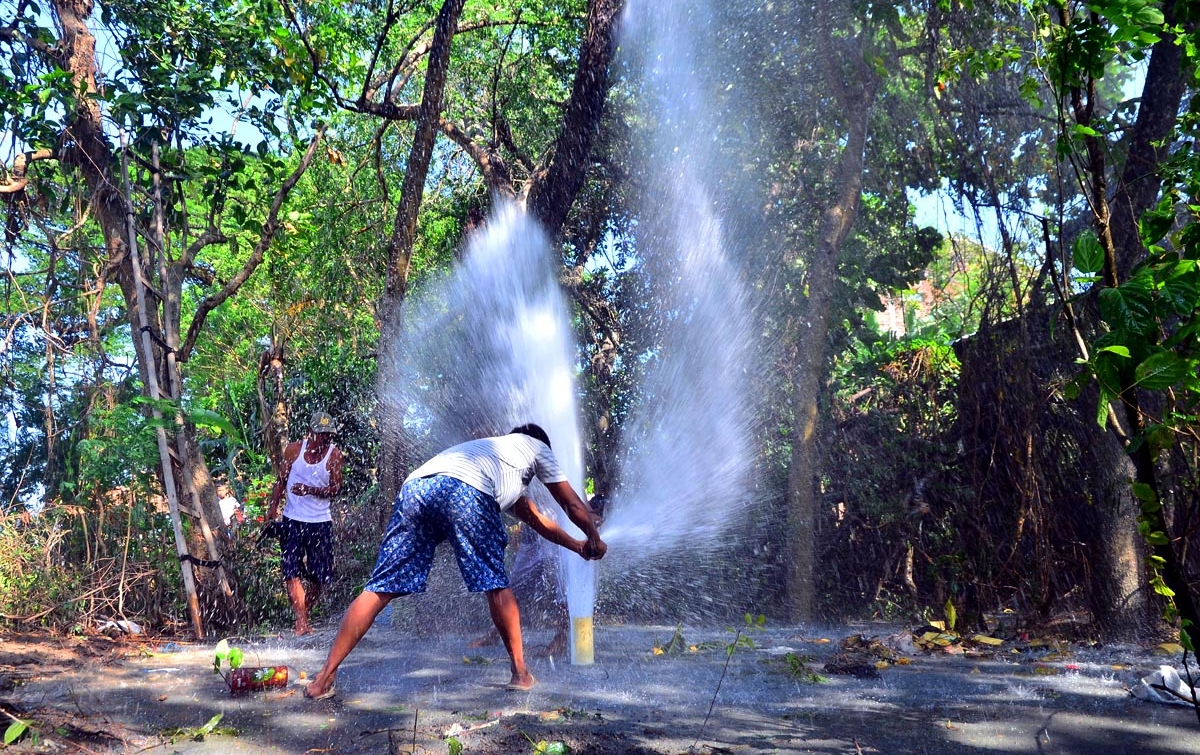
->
xmin=8 ymin=621 xmax=1200 ymax=753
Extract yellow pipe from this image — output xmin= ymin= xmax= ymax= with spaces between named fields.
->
xmin=571 ymin=616 xmax=594 ymax=665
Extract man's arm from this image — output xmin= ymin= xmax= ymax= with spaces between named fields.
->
xmin=510 ymin=496 xmax=586 ymax=556
xmin=266 ymin=442 xmax=300 ymax=521
xmin=544 ymin=480 xmax=607 ymax=560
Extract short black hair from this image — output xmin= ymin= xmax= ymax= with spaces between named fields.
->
xmin=510 ymin=423 xmax=551 ymax=448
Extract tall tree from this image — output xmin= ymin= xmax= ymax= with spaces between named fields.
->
xmin=278 ymin=0 xmax=623 ymax=502
xmin=729 ymin=0 xmax=943 ymax=619
xmin=1 ymin=0 xmax=324 ymax=634
xmin=1044 ymin=0 xmax=1200 ymax=639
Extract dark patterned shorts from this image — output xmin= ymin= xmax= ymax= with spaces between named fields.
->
xmin=279 ymin=517 xmax=334 ymax=584
xmin=364 ymin=475 xmax=508 ymax=595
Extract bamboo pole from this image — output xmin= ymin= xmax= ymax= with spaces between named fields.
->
xmin=118 ymin=129 xmax=204 ymax=639
xmin=150 ymin=141 xmax=236 ymax=602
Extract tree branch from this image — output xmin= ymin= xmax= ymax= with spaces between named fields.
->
xmin=525 ymin=0 xmax=622 ymax=236
xmin=439 ymin=117 xmax=514 ymax=195
xmin=1 ymin=148 xmax=56 ymax=194
xmin=179 ymin=129 xmax=325 ymax=361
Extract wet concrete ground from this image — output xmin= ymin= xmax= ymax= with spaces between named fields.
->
xmin=7 ymin=621 xmax=1200 ymax=754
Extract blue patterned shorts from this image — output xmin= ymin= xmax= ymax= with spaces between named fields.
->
xmin=364 ymin=475 xmax=508 ymax=595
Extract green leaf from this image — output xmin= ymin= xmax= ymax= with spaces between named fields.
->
xmin=1093 ymin=351 xmax=1123 ymax=394
xmin=1132 ymin=6 xmax=1164 ymax=25
xmin=1098 ymin=345 xmax=1131 ymax=358
xmin=1098 ymin=285 xmax=1153 ymax=335
xmin=229 ymin=647 xmax=244 ymax=669
xmin=4 ymin=721 xmax=28 ymax=745
xmin=1153 ymin=580 xmax=1176 ymax=597
xmin=1134 ymin=351 xmax=1187 ymax=390
xmin=1139 ymin=196 xmax=1176 ymax=245
xmin=1146 ymin=531 xmax=1170 ymax=546
xmin=447 ymin=737 xmax=463 ymax=755
xmin=1131 ymin=482 xmax=1157 ymax=503
xmin=1162 ymin=266 xmax=1199 ymax=316
xmin=1073 ymin=231 xmax=1105 ymax=274
xmin=1096 ymin=387 xmax=1114 ymax=427
xmin=195 ymin=713 xmax=223 ymax=739
xmin=187 ymin=408 xmax=238 ymax=437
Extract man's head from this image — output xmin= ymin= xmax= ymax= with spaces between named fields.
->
xmin=310 ymin=411 xmax=336 ymax=435
xmin=510 ymin=423 xmax=550 ymax=448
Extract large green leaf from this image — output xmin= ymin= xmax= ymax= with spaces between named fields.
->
xmin=1073 ymin=231 xmax=1105 ymax=274
xmin=1139 ymin=195 xmax=1177 ymax=246
xmin=1098 ymin=285 xmax=1154 ymax=335
xmin=1134 ymin=351 xmax=1188 ymax=390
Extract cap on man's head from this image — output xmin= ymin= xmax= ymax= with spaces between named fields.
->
xmin=310 ymin=411 xmax=336 ymax=434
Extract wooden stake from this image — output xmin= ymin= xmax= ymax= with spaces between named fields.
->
xmin=118 ymin=129 xmax=204 ymax=639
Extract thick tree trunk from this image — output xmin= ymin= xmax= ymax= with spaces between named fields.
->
xmin=526 ymin=0 xmax=622 ymax=235
xmin=1078 ymin=427 xmax=1155 ymax=639
xmin=376 ymin=0 xmax=468 ymax=508
xmin=783 ymin=17 xmax=879 ymax=620
xmin=1071 ymin=2 xmax=1198 ymax=639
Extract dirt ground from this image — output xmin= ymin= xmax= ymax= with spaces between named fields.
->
xmin=1 ymin=620 xmax=1199 ymax=754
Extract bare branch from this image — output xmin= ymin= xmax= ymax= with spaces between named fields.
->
xmin=180 ymin=227 xmax=229 ymax=269
xmin=0 ymin=23 xmax=59 ymax=59
xmin=1 ymin=148 xmax=56 ymax=194
xmin=439 ymin=117 xmax=514 ymax=195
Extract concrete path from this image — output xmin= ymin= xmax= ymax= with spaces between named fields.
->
xmin=9 ymin=622 xmax=1200 ymax=754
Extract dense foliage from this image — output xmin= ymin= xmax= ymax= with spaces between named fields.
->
xmin=0 ymin=0 xmax=1197 ymax=644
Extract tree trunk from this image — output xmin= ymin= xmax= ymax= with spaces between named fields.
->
xmin=1068 ymin=2 xmax=1198 ymax=639
xmin=1077 ymin=426 xmax=1155 ymax=639
xmin=783 ymin=19 xmax=879 ymax=620
xmin=376 ymin=0 xmax=468 ymax=508
xmin=525 ymin=0 xmax=622 ymax=235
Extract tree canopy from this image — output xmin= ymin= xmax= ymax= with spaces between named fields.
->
xmin=0 ymin=0 xmax=1198 ymax=649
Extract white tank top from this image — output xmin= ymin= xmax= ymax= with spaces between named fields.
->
xmin=283 ymin=439 xmax=334 ymax=523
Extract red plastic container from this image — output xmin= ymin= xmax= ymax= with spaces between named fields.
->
xmin=228 ymin=666 xmax=289 ymax=694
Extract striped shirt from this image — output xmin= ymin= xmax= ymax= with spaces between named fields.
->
xmin=406 ymin=433 xmax=567 ymax=511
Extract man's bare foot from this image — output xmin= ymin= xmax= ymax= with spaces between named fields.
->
xmin=295 ymin=625 xmax=313 ymax=636
xmin=468 ymin=630 xmax=500 ymax=649
xmin=505 ymin=672 xmax=536 ymax=691
xmin=304 ymin=672 xmax=336 ymax=700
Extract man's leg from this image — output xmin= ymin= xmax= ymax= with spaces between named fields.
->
xmin=545 ymin=597 xmax=569 ymax=657
xmin=286 ymin=577 xmax=311 ymax=635
xmin=486 ymin=587 xmax=534 ymax=689
xmin=305 ymin=590 xmax=396 ymax=698
xmin=305 ymin=580 xmax=322 ymax=615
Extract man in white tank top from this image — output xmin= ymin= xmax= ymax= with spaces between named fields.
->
xmin=266 ymin=411 xmax=344 ymax=636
